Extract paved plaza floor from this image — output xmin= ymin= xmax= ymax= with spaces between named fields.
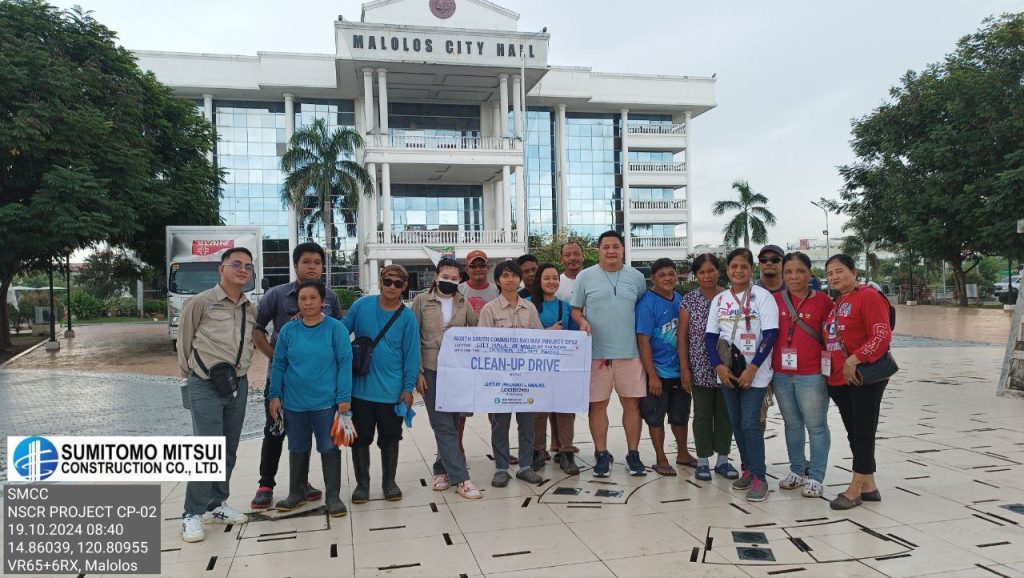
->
xmin=1 ymin=307 xmax=1023 ymax=577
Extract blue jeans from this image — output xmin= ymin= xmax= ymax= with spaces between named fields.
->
xmin=721 ymin=386 xmax=767 ymax=480
xmin=284 ymin=407 xmax=338 ymax=454
xmin=183 ymin=373 xmax=248 ymax=517
xmin=772 ymin=373 xmax=831 ymax=483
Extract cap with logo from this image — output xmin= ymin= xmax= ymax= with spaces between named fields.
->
xmin=466 ymin=250 xmax=489 ymax=264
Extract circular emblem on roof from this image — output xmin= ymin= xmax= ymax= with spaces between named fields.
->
xmin=430 ymin=0 xmax=456 ymax=19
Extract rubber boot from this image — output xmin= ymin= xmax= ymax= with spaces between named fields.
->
xmin=381 ymin=444 xmax=403 ymax=501
xmin=274 ymin=452 xmax=309 ymax=511
xmin=351 ymin=446 xmax=371 ymax=504
xmin=321 ymin=451 xmax=347 ymax=517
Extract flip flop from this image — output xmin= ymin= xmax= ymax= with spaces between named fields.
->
xmin=653 ymin=464 xmax=677 ymax=476
xmin=675 ymin=458 xmax=699 ymax=468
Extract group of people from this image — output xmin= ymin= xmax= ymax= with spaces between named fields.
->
xmin=175 ymin=233 xmax=895 ymax=544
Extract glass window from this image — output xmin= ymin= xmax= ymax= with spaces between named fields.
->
xmin=564 ymin=114 xmax=622 ymax=237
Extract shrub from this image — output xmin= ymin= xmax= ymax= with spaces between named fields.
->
xmin=334 ymin=288 xmax=359 ymax=311
xmin=105 ymin=296 xmax=138 ymax=317
xmin=143 ymin=299 xmax=166 ymax=316
xmin=17 ymin=290 xmax=65 ymax=323
xmin=70 ymin=290 xmax=105 ymax=319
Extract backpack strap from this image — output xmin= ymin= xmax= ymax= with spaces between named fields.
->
xmin=373 ymin=303 xmax=405 ymax=346
xmin=782 ymin=290 xmax=824 ymax=345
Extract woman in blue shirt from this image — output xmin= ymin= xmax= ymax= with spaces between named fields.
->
xmin=527 ymin=263 xmax=581 ymax=475
xmin=269 ymin=281 xmax=353 ymax=517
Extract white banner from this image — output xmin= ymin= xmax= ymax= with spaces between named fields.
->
xmin=7 ymin=436 xmax=226 ymax=482
xmin=435 ymin=327 xmax=591 ymax=413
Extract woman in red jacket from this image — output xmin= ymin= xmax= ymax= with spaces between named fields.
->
xmin=824 ymin=254 xmax=893 ymax=510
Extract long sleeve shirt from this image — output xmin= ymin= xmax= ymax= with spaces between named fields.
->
xmin=825 ymin=286 xmax=893 ymax=386
xmin=269 ymin=316 xmax=353 ymax=411
xmin=342 ymin=296 xmax=421 ymax=403
xmin=411 ymin=290 xmax=477 ymax=371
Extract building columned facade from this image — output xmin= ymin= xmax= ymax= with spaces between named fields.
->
xmin=138 ymin=0 xmax=716 ymax=292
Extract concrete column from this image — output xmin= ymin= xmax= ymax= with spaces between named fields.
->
xmin=620 ymin=109 xmax=632 ymax=264
xmin=362 ymin=68 xmax=375 ymax=137
xmin=284 ymin=93 xmax=298 ymax=282
xmin=498 ymin=74 xmax=509 ymax=139
xmin=556 ymin=104 xmax=568 ymax=231
xmin=512 ymin=75 xmax=523 ymax=139
xmin=684 ymin=111 xmax=693 ymax=251
xmin=491 ymin=102 xmax=501 ymax=143
xmin=515 ymin=165 xmax=526 ymax=245
xmin=501 ymin=165 xmax=512 ymax=240
xmin=381 ymin=162 xmax=392 ymax=243
xmin=202 ymin=94 xmax=214 ymax=162
xmin=369 ymin=259 xmax=379 ymax=294
xmin=366 ymin=162 xmax=378 ymax=246
xmin=377 ymin=68 xmax=389 ymax=135
xmin=480 ymin=103 xmax=490 ymax=140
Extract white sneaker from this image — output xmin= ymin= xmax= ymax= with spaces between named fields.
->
xmin=203 ymin=504 xmax=248 ymax=524
xmin=181 ymin=514 xmax=205 ymax=543
xmin=802 ymin=479 xmax=824 ymax=498
xmin=779 ymin=472 xmax=806 ymax=490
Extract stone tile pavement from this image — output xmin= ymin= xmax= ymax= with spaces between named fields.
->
xmin=2 ymin=339 xmax=1023 ymax=577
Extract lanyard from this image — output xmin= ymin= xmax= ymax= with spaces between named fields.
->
xmin=729 ymin=286 xmax=752 ymax=332
xmin=785 ymin=290 xmax=812 ymax=347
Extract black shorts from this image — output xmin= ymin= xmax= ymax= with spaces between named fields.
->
xmin=640 ymin=377 xmax=692 ymax=427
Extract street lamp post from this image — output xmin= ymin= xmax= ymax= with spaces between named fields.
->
xmin=45 ymin=256 xmax=59 ymax=351
xmin=810 ymin=200 xmax=830 ymax=266
xmin=65 ymin=252 xmax=74 ymax=338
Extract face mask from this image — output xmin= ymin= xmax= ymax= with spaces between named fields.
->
xmin=437 ymin=280 xmax=459 ymax=295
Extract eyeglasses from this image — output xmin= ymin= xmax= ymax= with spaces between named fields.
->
xmin=381 ymin=278 xmax=406 ymax=288
xmin=226 ymin=261 xmax=255 ymax=273
xmin=759 ymin=256 xmax=782 ymax=265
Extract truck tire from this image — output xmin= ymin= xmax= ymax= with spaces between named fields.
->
xmin=172 ymin=339 xmax=177 ymax=353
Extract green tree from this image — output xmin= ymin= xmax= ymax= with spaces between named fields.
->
xmin=0 ymin=1 xmax=220 ymax=348
xmin=712 ymin=180 xmax=777 ymax=248
xmin=77 ymin=247 xmax=148 ymax=299
xmin=281 ymin=118 xmax=373 ymax=282
xmin=837 ymin=13 xmax=1024 ymax=306
xmin=527 ymin=229 xmax=598 ymax=271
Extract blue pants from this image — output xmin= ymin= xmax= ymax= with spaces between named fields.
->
xmin=284 ymin=407 xmax=338 ymax=454
xmin=721 ymin=386 xmax=767 ymax=480
xmin=183 ymin=373 xmax=247 ymax=517
xmin=772 ymin=373 xmax=831 ymax=483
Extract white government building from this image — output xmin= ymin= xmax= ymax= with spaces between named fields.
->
xmin=138 ymin=0 xmax=716 ymax=293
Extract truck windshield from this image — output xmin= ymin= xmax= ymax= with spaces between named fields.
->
xmin=169 ymin=262 xmax=255 ymax=295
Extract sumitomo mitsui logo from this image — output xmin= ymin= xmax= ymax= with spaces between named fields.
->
xmin=12 ymin=435 xmax=59 ymax=481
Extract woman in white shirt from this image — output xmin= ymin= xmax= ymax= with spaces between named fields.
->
xmin=704 ymin=248 xmax=779 ymax=502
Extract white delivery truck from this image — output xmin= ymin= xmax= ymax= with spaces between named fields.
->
xmin=166 ymin=225 xmax=266 ymax=351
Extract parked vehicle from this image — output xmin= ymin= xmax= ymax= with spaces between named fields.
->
xmin=166 ymin=226 xmax=266 ymax=350
xmin=995 ymin=275 xmax=1020 ymax=296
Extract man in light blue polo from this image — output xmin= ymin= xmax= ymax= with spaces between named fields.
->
xmin=570 ymin=230 xmax=649 ymax=477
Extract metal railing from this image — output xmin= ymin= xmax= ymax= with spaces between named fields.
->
xmin=631 ymin=236 xmax=687 ymax=249
xmin=368 ymin=134 xmax=521 ymax=151
xmin=373 ymin=229 xmax=521 ymax=245
xmin=629 ymin=161 xmax=687 ymax=173
xmin=628 ymin=123 xmax=686 ymax=135
xmin=629 ymin=199 xmax=687 ymax=211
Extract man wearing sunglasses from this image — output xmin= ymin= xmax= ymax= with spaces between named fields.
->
xmin=755 ymin=245 xmax=785 ymax=294
xmin=458 ymin=250 xmax=498 ymax=314
xmin=342 ymin=264 xmax=421 ymax=503
xmin=176 ymin=247 xmax=257 ymax=543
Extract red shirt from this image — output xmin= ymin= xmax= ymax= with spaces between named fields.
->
xmin=772 ymin=290 xmax=833 ymax=375
xmin=824 ymin=285 xmax=893 ymax=386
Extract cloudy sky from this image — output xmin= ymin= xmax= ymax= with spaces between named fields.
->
xmin=52 ymin=0 xmax=1017 ymax=248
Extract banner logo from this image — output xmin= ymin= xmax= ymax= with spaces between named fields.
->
xmin=12 ymin=436 xmax=59 ymax=481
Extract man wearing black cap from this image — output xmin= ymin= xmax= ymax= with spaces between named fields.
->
xmin=755 ymin=245 xmax=785 ymax=294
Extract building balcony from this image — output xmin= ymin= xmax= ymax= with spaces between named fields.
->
xmin=368 ymin=133 xmax=521 ymax=152
xmin=628 ymin=199 xmax=688 ymax=224
xmin=627 ymin=123 xmax=687 ymax=152
xmin=630 ymin=235 xmax=689 ymax=260
xmin=363 ymin=229 xmax=525 ymax=261
xmin=363 ymin=133 xmax=524 ymax=182
xmin=628 ymin=161 xmax=688 ymax=187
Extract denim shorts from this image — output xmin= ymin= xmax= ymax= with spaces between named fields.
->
xmin=284 ymin=407 xmax=337 ymax=453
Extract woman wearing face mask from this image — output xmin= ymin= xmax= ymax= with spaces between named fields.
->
xmin=411 ymin=258 xmax=482 ymax=499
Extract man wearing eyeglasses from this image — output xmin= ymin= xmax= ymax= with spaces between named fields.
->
xmin=176 ymin=247 xmax=257 ymax=543
xmin=342 ymin=264 xmax=421 ymax=503
xmin=755 ymin=245 xmax=785 ymax=294
xmin=458 ymin=250 xmax=498 ymax=314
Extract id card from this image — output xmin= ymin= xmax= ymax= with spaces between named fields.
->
xmin=781 ymin=347 xmax=798 ymax=370
xmin=739 ymin=333 xmax=757 ymax=356
xmin=820 ymin=352 xmax=832 ymax=376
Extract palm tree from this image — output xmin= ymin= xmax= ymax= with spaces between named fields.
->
xmin=281 ymin=118 xmax=373 ymax=282
xmin=712 ymin=180 xmax=777 ymax=248
xmin=839 ymin=225 xmax=881 ymax=283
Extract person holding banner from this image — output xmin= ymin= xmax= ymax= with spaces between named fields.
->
xmin=771 ymin=252 xmax=833 ymax=499
xmin=704 ymin=248 xmax=779 ymax=502
xmin=571 ymin=230 xmax=649 ymax=478
xmin=478 ymin=260 xmax=546 ymax=487
xmin=343 ymin=265 xmax=420 ymax=503
xmin=267 ymin=281 xmax=352 ymax=517
xmin=636 ymin=258 xmax=695 ymax=476
xmin=411 ymin=258 xmax=483 ymax=500
xmin=528 ymin=263 xmax=580 ymax=475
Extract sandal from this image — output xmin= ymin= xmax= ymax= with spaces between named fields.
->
xmin=653 ymin=464 xmax=678 ymax=476
xmin=432 ymin=473 xmax=450 ymax=491
xmin=456 ymin=480 xmax=482 ymax=499
xmin=675 ymin=457 xmax=699 ymax=468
